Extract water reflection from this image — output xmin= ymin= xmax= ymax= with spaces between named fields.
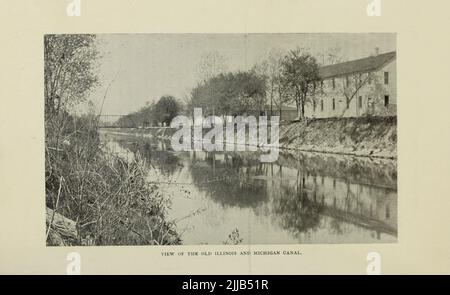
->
xmin=102 ymin=131 xmax=397 ymax=244
xmin=190 ymin=153 xmax=268 ymax=208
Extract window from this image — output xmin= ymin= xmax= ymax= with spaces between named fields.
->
xmin=346 ymin=97 xmax=350 ymax=109
xmin=358 ymin=96 xmax=363 ymax=109
xmin=368 ymin=74 xmax=372 ymax=84
xmin=320 ymin=100 xmax=324 ymax=112
xmin=384 ymin=95 xmax=389 ymax=107
xmin=346 ymin=76 xmax=349 ymax=87
xmin=313 ymin=100 xmax=316 ymax=112
xmin=332 ymin=98 xmax=335 ymax=110
xmin=332 ymin=78 xmax=335 ymax=89
xmin=384 ymin=71 xmax=389 ymax=84
xmin=368 ymin=97 xmax=373 ymax=111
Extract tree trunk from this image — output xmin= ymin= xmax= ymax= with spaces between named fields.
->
xmin=301 ymin=100 xmax=305 ymax=119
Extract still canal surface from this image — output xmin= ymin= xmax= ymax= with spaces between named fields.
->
xmin=101 ymin=130 xmax=397 ymax=245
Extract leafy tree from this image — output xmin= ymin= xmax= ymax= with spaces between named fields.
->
xmin=44 ymin=34 xmax=100 ymax=163
xmin=252 ymin=49 xmax=292 ymax=117
xmin=44 ymin=34 xmax=99 ymax=120
xmin=190 ymin=71 xmax=266 ymax=117
xmin=151 ymin=95 xmax=181 ymax=126
xmin=281 ymin=49 xmax=320 ymax=119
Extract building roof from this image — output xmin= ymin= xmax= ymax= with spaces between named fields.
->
xmin=319 ymin=51 xmax=396 ymax=79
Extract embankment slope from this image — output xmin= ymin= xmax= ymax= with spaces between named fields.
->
xmin=280 ymin=116 xmax=397 ymax=159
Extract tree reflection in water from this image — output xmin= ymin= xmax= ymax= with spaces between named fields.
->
xmin=117 ymin=138 xmax=182 ymax=176
xmin=271 ymin=184 xmax=323 ymax=238
xmin=106 ymin=133 xmax=397 ymax=244
xmin=189 ymin=152 xmax=268 ymax=208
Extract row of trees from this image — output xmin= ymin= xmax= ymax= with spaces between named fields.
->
xmin=45 ymin=35 xmax=181 ymax=245
xmin=44 ymin=35 xmax=99 ymax=120
xmin=122 ymin=47 xmax=350 ymax=125
xmin=187 ymin=71 xmax=267 ymax=117
xmin=116 ymin=95 xmax=181 ymax=127
xmin=187 ymin=48 xmax=324 ymax=120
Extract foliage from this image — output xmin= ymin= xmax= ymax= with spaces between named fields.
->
xmin=116 ymin=103 xmax=154 ymax=128
xmin=116 ymin=96 xmax=180 ymax=127
xmin=223 ymin=228 xmax=243 ymax=245
xmin=281 ymin=49 xmax=321 ymax=118
xmin=252 ymin=49 xmax=293 ymax=115
xmin=45 ymin=34 xmax=181 ymax=245
xmin=44 ymin=34 xmax=99 ymax=121
xmin=190 ymin=71 xmax=267 ymax=116
xmin=151 ymin=95 xmax=181 ymax=125
xmin=46 ymin=115 xmax=181 ymax=245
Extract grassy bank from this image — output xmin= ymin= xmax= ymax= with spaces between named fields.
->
xmin=45 ymin=115 xmax=181 ymax=246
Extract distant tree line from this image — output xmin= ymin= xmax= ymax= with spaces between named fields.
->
xmin=45 ymin=35 xmax=180 ymax=246
xmin=187 ymin=71 xmax=266 ymax=117
xmin=121 ymin=47 xmax=337 ymax=125
xmin=187 ymin=48 xmax=322 ymax=120
xmin=116 ymin=95 xmax=181 ymax=127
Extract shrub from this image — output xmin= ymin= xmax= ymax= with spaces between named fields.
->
xmin=45 ymin=114 xmax=181 ymax=246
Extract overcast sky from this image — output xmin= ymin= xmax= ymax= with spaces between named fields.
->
xmin=87 ymin=33 xmax=396 ymax=115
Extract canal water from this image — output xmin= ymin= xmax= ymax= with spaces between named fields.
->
xmin=101 ymin=130 xmax=397 ymax=245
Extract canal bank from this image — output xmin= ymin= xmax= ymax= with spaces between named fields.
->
xmin=102 ymin=116 xmax=397 ymax=160
xmin=101 ymin=130 xmax=397 ymax=244
xmin=280 ymin=116 xmax=397 ymax=159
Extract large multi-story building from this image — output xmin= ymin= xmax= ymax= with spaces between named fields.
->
xmin=305 ymin=50 xmax=397 ymax=118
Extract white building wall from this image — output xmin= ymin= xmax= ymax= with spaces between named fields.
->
xmin=305 ymin=59 xmax=396 ymax=118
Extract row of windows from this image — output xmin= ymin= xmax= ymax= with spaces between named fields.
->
xmin=312 ymin=95 xmax=390 ymax=112
xmin=322 ymin=71 xmax=390 ymax=90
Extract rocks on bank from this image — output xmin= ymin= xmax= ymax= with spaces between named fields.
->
xmin=102 ymin=116 xmax=397 ymax=160
xmin=280 ymin=116 xmax=397 ymax=159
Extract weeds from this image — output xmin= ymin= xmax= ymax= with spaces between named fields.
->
xmin=223 ymin=228 xmax=243 ymax=245
xmin=45 ymin=114 xmax=181 ymax=246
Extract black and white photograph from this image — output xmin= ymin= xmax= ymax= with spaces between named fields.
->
xmin=44 ymin=33 xmax=397 ymax=246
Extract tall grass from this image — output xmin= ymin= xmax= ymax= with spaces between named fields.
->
xmin=45 ymin=113 xmax=181 ymax=246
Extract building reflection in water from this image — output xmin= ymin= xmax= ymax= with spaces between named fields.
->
xmin=107 ymin=133 xmax=397 ymax=244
